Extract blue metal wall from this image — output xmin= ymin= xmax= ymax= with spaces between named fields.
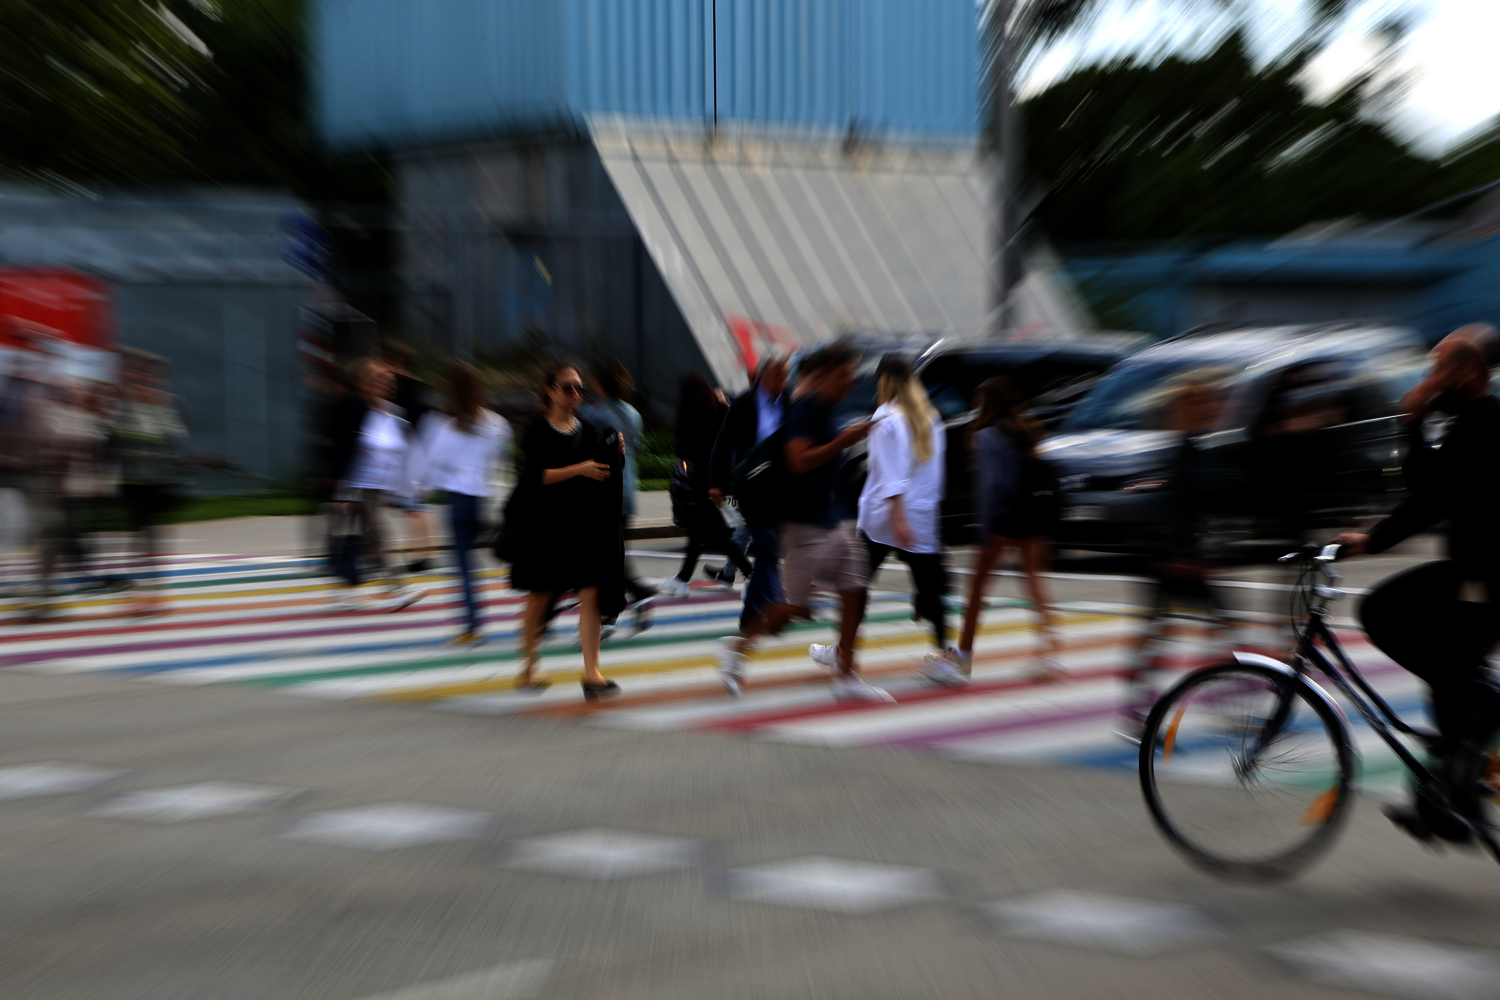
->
xmin=1066 ymin=239 xmax=1500 ymax=344
xmin=316 ymin=0 xmax=977 ymax=149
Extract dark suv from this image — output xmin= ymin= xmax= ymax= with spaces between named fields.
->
xmin=912 ymin=339 xmax=1138 ymax=543
xmin=1038 ymin=325 xmax=1429 ymax=552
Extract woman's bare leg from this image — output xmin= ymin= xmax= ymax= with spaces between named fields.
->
xmin=577 ymin=586 xmax=607 ymax=686
xmin=128 ymin=525 xmax=167 ymax=615
xmin=522 ymin=592 xmax=552 ymax=683
xmin=959 ymin=538 xmax=1005 ymax=655
xmin=1019 ymin=537 xmax=1063 ymax=678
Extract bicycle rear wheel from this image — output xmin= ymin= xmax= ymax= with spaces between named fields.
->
xmin=1140 ymin=662 xmax=1355 ymax=880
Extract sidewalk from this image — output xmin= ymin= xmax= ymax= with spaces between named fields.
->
xmin=102 ymin=490 xmax=682 ymax=559
xmin=45 ymin=485 xmax=681 ymax=560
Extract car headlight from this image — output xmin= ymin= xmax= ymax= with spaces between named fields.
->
xmin=1120 ymin=472 xmax=1171 ymax=491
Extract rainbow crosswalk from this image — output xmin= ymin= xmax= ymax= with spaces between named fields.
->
xmin=0 ymin=553 xmax=1429 ymax=787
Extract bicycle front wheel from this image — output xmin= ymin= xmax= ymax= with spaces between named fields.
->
xmin=1140 ymin=662 xmax=1355 ymax=881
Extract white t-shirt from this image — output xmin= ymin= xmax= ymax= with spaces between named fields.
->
xmin=410 ymin=409 xmax=512 ymax=498
xmin=346 ymin=408 xmax=410 ymax=492
xmin=856 ymin=402 xmax=946 ymax=554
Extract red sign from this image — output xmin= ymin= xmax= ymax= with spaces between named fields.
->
xmin=0 ymin=268 xmax=114 ymax=350
xmin=725 ymin=313 xmax=798 ymax=372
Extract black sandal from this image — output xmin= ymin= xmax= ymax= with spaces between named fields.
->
xmin=581 ymin=679 xmax=621 ymax=700
xmin=515 ymin=676 xmax=552 ymax=692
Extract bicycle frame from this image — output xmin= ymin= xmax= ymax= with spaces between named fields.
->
xmin=1284 ymin=549 xmax=1500 ymax=861
xmin=1294 ymin=607 xmax=1435 ymax=784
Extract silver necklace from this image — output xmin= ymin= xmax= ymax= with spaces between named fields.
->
xmin=547 ymin=414 xmax=579 ymax=435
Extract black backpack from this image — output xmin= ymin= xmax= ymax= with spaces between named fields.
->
xmin=730 ymin=429 xmax=787 ymax=527
xmin=1016 ymin=452 xmax=1061 ymax=531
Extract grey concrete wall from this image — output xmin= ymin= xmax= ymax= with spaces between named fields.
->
xmin=398 ymin=139 xmax=714 ymax=423
xmin=116 ymin=283 xmax=308 ymax=484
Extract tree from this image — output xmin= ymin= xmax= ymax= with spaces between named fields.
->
xmin=1019 ymin=33 xmax=1453 ymax=243
xmin=0 ymin=0 xmax=387 ymax=202
xmin=981 ymin=1 xmax=1354 ymax=320
xmin=0 ymin=0 xmax=206 ymax=182
xmin=0 ymin=0 xmax=394 ymax=322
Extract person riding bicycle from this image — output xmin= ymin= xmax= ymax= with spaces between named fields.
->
xmin=1336 ymin=332 xmax=1500 ymax=843
xmin=1122 ymin=371 xmax=1234 ymax=731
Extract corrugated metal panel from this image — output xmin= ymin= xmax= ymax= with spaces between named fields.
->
xmin=316 ymin=0 xmax=571 ymax=148
xmin=316 ymin=0 xmax=976 ymax=149
xmin=591 ymin=123 xmax=1075 ymax=391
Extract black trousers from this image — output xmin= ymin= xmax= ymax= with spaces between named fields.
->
xmin=621 ymin=515 xmax=653 ymax=604
xmin=865 ymin=535 xmax=947 ymax=649
xmin=676 ymin=506 xmax=752 ymax=582
xmin=1360 ymin=560 xmax=1500 ymax=752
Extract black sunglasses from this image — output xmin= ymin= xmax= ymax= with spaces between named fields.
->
xmin=554 ymin=382 xmax=584 ymax=395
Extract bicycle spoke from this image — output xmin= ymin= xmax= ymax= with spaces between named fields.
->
xmin=1141 ymin=663 xmax=1352 ymax=879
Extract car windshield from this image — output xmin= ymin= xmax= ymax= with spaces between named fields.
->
xmin=1062 ymin=361 xmax=1228 ymax=432
xmin=921 ymin=354 xmax=1116 ymax=421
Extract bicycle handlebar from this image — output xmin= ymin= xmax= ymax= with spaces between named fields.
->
xmin=1278 ymin=542 xmax=1346 ymax=566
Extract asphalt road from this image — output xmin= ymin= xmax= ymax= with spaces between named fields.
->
xmin=0 ymin=510 xmax=1493 ymax=999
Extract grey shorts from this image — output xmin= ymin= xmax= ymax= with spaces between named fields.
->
xmin=778 ymin=521 xmax=868 ymax=608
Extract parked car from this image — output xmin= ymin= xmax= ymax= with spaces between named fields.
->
xmin=917 ymin=338 xmax=1137 ymax=428
xmin=790 ymin=336 xmax=1136 ymax=535
xmin=1038 ymin=324 xmax=1430 ymax=553
xmin=912 ymin=339 xmax=1138 ymax=544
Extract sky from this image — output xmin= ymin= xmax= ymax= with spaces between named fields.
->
xmin=1022 ymin=0 xmax=1500 ymax=155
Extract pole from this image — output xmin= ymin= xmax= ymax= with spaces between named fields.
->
xmin=988 ymin=0 xmax=1018 ymax=338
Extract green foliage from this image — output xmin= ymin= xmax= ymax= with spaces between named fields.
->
xmin=165 ymin=490 xmax=319 ymax=524
xmin=1020 ymin=33 xmax=1493 ymax=243
xmin=0 ymin=0 xmax=391 ymax=211
xmin=0 ymin=0 xmax=205 ymax=181
xmin=75 ymin=489 xmax=318 ymax=530
xmin=637 ymin=429 xmax=678 ymax=482
xmin=165 ymin=0 xmax=391 ymax=204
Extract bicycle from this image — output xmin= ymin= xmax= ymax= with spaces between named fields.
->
xmin=1138 ymin=543 xmax=1500 ymax=880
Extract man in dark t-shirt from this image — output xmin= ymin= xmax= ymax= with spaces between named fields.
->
xmin=716 ymin=343 xmax=891 ymax=702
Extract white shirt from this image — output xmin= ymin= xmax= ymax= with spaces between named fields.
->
xmin=410 ymin=409 xmax=512 ymax=498
xmin=347 ymin=408 xmax=410 ymax=492
xmin=856 ymin=402 xmax=945 ymax=554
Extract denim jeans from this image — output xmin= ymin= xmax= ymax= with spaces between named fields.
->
xmin=741 ymin=525 xmax=783 ymax=626
xmin=448 ymin=493 xmax=482 ymax=634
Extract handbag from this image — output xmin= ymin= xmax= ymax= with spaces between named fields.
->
xmin=492 ymin=480 xmax=532 ymax=564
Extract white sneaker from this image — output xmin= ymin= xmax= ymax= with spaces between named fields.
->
xmin=658 ymin=577 xmax=691 ymax=599
xmin=327 ymin=593 xmax=362 ymax=612
xmin=831 ymin=674 xmax=896 ymax=703
xmin=921 ymin=648 xmax=971 ymax=687
xmin=717 ymin=637 xmax=747 ymax=697
xmin=808 ymin=642 xmax=840 ymax=669
xmin=385 ymin=586 xmax=426 ymax=612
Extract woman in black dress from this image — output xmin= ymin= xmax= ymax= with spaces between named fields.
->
xmin=511 ymin=364 xmax=623 ymax=699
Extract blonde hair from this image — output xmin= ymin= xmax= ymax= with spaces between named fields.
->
xmin=877 ymin=371 xmax=939 ymax=465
